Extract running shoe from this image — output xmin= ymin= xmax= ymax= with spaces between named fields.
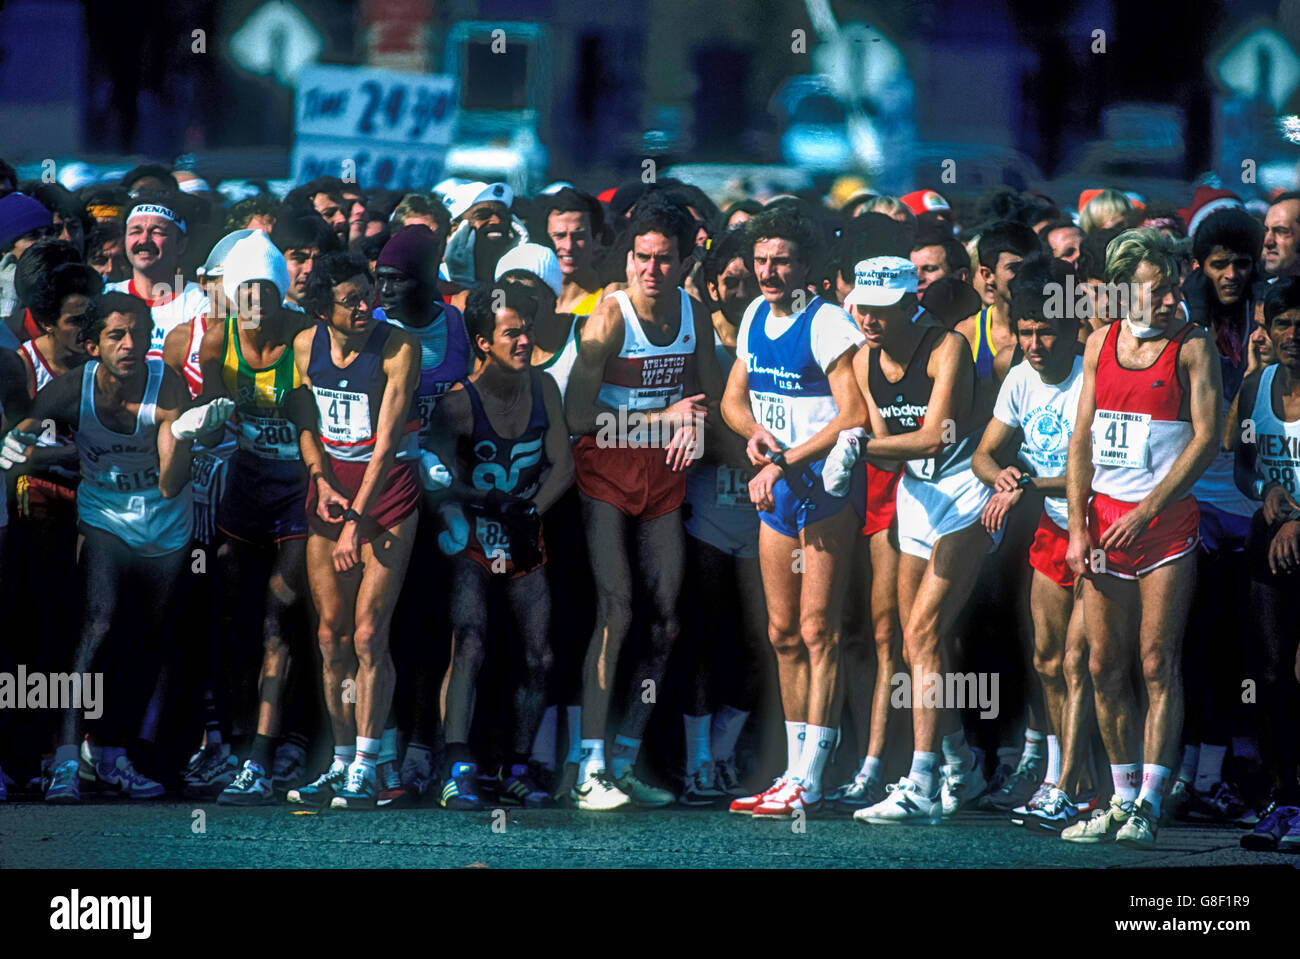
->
xmin=440 ymin=762 xmax=484 ymax=811
xmin=79 ymin=739 xmax=102 ymax=783
xmin=1192 ymin=781 xmax=1249 ymax=822
xmin=1116 ymin=799 xmax=1159 ymax=849
xmin=752 ymin=779 xmax=823 ymax=819
xmin=985 ymin=762 xmax=1014 ymax=796
xmin=287 ymin=762 xmax=347 ymax=807
xmin=940 ymin=756 xmax=988 ymax=817
xmin=714 ymin=757 xmax=744 ymax=796
xmin=679 ymin=763 xmax=726 ymax=806
xmin=96 ymin=754 xmax=165 ymax=799
xmin=1013 ymin=784 xmax=1082 ymax=833
xmin=271 ymin=742 xmax=309 ymax=795
xmin=828 ymin=775 xmax=885 ymax=812
xmin=980 ymin=755 xmax=1044 ymax=811
xmin=729 ymin=777 xmax=784 ymax=815
xmin=571 ymin=771 xmax=631 ymax=811
xmin=377 ymin=761 xmax=408 ymax=808
xmin=218 ymin=760 xmax=276 ymax=806
xmin=45 ymin=760 xmax=81 ymax=804
xmin=1240 ymin=805 xmax=1300 ymax=852
xmin=183 ymin=744 xmax=238 ymax=799
xmin=615 ymin=770 xmax=674 ymax=808
xmin=399 ymin=749 xmax=435 ymax=799
xmin=552 ymin=762 xmax=580 ymax=804
xmin=497 ymin=762 xmax=557 ymax=808
xmin=1235 ymin=789 xmax=1280 ymax=829
xmin=331 ymin=764 xmax=378 ymax=810
xmin=1162 ymin=777 xmax=1192 ymax=825
xmin=853 ymin=777 xmax=942 ymax=825
xmin=1279 ymin=809 xmax=1300 ymax=853
xmin=1061 ymin=796 xmax=1132 ymax=843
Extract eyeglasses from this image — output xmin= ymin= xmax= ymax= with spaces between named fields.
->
xmin=334 ymin=290 xmax=373 ymax=313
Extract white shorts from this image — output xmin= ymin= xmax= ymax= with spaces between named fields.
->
xmin=896 ymin=466 xmax=1001 ymax=561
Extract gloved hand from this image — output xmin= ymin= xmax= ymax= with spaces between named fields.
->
xmin=0 ymin=429 xmax=40 ymax=470
xmin=436 ymin=501 xmax=469 ymax=555
xmin=822 ymin=427 xmax=868 ymax=497
xmin=419 ymin=449 xmax=453 ymax=491
xmin=170 ymin=398 xmax=236 ymax=441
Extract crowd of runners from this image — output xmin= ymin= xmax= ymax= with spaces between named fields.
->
xmin=0 ymin=159 xmax=1297 ymax=853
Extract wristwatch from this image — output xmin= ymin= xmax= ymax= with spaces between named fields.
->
xmin=342 ymin=508 xmax=362 ymax=523
xmin=769 ymin=451 xmax=788 ymax=472
xmin=1016 ymin=473 xmax=1035 ymax=490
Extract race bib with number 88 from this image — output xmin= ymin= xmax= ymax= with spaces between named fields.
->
xmin=475 ymin=516 xmax=511 ymax=560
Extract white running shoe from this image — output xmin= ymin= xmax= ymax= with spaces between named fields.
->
xmin=940 ymin=758 xmax=988 ymax=817
xmin=854 ymin=778 xmax=942 ymax=825
xmin=821 ymin=428 xmax=868 ymax=496
xmin=571 ymin=771 xmax=631 ymax=811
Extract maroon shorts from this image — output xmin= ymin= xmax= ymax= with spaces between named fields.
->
xmin=862 ymin=463 xmax=901 ymax=537
xmin=306 ymin=456 xmax=420 ymax=543
xmin=572 ymin=435 xmax=686 ymax=521
xmin=1085 ymin=493 xmax=1199 ymax=580
xmin=1029 ymin=511 xmax=1074 ymax=588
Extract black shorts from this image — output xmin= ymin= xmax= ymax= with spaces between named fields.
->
xmin=217 ymin=451 xmax=309 ymax=547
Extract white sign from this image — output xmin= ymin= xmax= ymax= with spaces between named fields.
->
xmin=292 ymin=65 xmax=457 ymax=190
xmin=230 ymin=2 xmax=323 ymax=86
xmin=1211 ymin=21 xmax=1300 ymax=112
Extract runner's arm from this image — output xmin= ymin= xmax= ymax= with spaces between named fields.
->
xmin=0 ymin=347 xmax=33 ymax=426
xmin=1 ymin=366 xmax=82 ymax=469
xmin=346 ymin=329 xmax=418 ymax=521
xmin=973 ymin=416 xmax=1025 ymax=488
xmin=292 ymin=326 xmax=332 ymax=492
xmin=861 ymin=332 xmax=969 ymax=462
xmin=1232 ymin=370 xmax=1262 ymax=499
xmin=424 ymin=386 xmax=483 ymax=505
xmin=1134 ymin=328 xmax=1223 ymax=519
xmin=564 ymin=296 xmax=622 ymax=436
xmin=533 ymin=371 xmax=575 ymax=514
xmin=1065 ymin=326 xmax=1104 ymax=538
xmin=161 ymin=321 xmax=191 ymax=385
xmin=194 ymin=320 xmax=232 ymax=445
xmin=155 ymin=366 xmax=195 ymax=497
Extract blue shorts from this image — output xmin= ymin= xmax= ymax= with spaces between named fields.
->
xmin=1197 ymin=502 xmax=1252 ymax=554
xmin=759 ymin=457 xmax=864 ymax=539
xmin=217 ymin=451 xmax=309 ymax=547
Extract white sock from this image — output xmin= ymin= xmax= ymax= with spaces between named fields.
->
xmin=378 ymin=727 xmax=398 ymax=765
xmin=1138 ymin=764 xmax=1171 ymax=816
xmin=684 ymin=714 xmax=712 ymax=776
xmin=610 ymin=735 xmax=640 ymax=779
xmin=908 ymin=751 xmax=942 ymax=798
xmin=531 ymin=705 xmax=558 ymax=771
xmin=1194 ymin=744 xmax=1226 ymax=792
xmin=941 ymin=728 xmax=975 ymax=771
xmin=1111 ymin=763 xmax=1141 ymax=802
xmin=1178 ymin=744 xmax=1200 ymax=784
xmin=784 ymin=721 xmax=806 ymax=779
xmin=354 ymin=736 xmax=380 ymax=775
xmin=1045 ymin=735 xmax=1061 ymax=784
xmin=333 ymin=745 xmax=356 ymax=767
xmin=564 ymin=706 xmax=583 ymax=765
xmin=796 ymin=724 xmax=835 ymax=798
xmin=858 ymin=754 xmax=884 ymax=785
xmin=577 ymin=738 xmax=605 ymax=782
xmin=1023 ymin=728 xmax=1045 ymax=762
xmin=710 ymin=705 xmax=749 ymax=763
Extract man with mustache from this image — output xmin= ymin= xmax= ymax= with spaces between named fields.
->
xmin=440 ymin=183 xmax=528 ymax=310
xmin=105 ymin=193 xmax=209 ymax=363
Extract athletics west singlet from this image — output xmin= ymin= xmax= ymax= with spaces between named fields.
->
xmin=378 ymin=304 xmax=471 ymax=452
xmin=596 ymin=289 xmax=694 ymax=413
xmin=1090 ymin=321 xmax=1194 ymax=503
xmin=307 ymin=321 xmax=419 ymax=463
xmin=106 ymin=278 xmax=209 ymax=362
xmin=220 ymin=316 xmax=302 ymax=460
xmin=73 ymin=359 xmax=192 ymax=554
xmin=1250 ymin=363 xmax=1300 ymax=496
xmin=869 ymin=327 xmax=978 ymax=481
xmin=461 ymin=376 xmax=550 ymax=566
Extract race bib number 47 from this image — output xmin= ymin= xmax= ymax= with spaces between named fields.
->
xmin=1091 ymin=410 xmax=1151 ymax=470
xmin=314 ymin=387 xmax=372 ymax=446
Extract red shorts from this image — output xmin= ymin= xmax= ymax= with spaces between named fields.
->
xmin=1029 ymin=512 xmax=1074 ymax=588
xmin=1085 ymin=493 xmax=1199 ymax=580
xmin=572 ymin=436 xmax=685 ymax=521
xmin=862 ymin=463 xmax=901 ymax=537
xmin=306 ymin=457 xmax=421 ymax=543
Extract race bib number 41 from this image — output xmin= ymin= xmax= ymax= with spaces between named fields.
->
xmin=1091 ymin=410 xmax=1151 ymax=470
xmin=314 ymin=387 xmax=372 ymax=446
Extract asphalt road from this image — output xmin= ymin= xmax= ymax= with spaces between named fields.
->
xmin=3 ymin=798 xmax=1297 ymax=869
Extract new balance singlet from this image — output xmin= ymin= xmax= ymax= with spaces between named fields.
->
xmin=869 ymin=327 xmax=978 ymax=481
xmin=307 ymin=321 xmax=419 ymax=463
xmin=220 ymin=316 xmax=303 ymax=460
xmin=1249 ymin=363 xmax=1300 ymax=496
xmin=1090 ymin=320 xmax=1194 ymax=502
xmin=73 ymin=358 xmax=192 ymax=554
xmin=596 ymin=289 xmax=694 ymax=413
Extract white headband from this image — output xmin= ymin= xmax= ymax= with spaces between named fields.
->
xmin=127 ymin=203 xmax=186 ymax=233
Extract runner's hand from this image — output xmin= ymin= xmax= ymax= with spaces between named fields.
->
xmin=746 ymin=427 xmax=783 ymax=469
xmin=315 ymin=478 xmax=350 ymax=524
xmin=170 ymin=397 xmax=235 ymax=440
xmin=981 ymin=488 xmax=1021 ymax=534
xmin=822 ymin=428 xmax=867 ymax=496
xmin=1268 ymin=519 xmax=1300 ymax=576
xmin=1097 ymin=502 xmax=1153 ymax=552
xmin=1262 ymin=484 xmax=1297 ymax=525
xmin=0 ymin=429 xmax=39 ymax=469
xmin=748 ymin=462 xmax=782 ymax=513
xmin=333 ymin=521 xmax=361 ymax=573
xmin=993 ymin=465 xmax=1024 ymax=493
xmin=664 ymin=422 xmax=701 ymax=472
xmin=1065 ymin=528 xmax=1094 ymax=578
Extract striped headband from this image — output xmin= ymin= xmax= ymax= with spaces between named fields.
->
xmin=127 ymin=203 xmax=186 ymax=233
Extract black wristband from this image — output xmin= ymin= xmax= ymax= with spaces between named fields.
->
xmin=342 ymin=508 xmax=361 ymax=523
xmin=770 ymin=452 xmax=788 ymax=471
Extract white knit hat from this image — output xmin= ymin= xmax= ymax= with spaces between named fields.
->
xmin=222 ymin=230 xmax=291 ymax=303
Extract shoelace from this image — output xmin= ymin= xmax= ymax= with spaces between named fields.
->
xmin=231 ymin=765 xmax=259 ymax=790
xmin=115 ymin=761 xmax=153 ymax=788
xmin=344 ymin=766 xmax=369 ymax=794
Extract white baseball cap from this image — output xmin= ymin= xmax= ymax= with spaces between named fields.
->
xmin=495 ymin=242 xmax=563 ymax=299
xmin=446 ymin=181 xmax=513 ymax=220
xmin=843 ymin=256 xmax=918 ymax=308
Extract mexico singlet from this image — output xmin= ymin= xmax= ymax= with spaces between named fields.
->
xmin=73 ymin=359 xmax=192 ymax=554
xmin=1250 ymin=363 xmax=1300 ymax=496
xmin=220 ymin=315 xmax=302 ymax=461
xmin=869 ymin=326 xmax=979 ymax=481
xmin=378 ymin=303 xmax=471 ymax=452
xmin=307 ymin=321 xmax=419 ymax=463
xmin=1090 ymin=320 xmax=1194 ymax=502
xmin=596 ymin=289 xmax=694 ymax=413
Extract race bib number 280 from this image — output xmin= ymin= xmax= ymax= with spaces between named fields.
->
xmin=1091 ymin=410 xmax=1151 ymax=470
